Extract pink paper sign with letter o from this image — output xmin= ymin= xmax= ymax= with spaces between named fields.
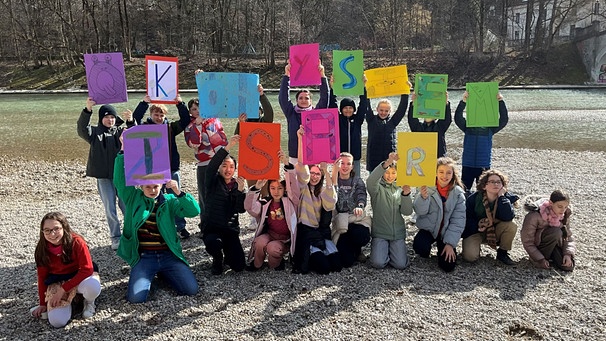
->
xmin=289 ymin=43 xmax=320 ymax=86
xmin=301 ymin=108 xmax=340 ymax=164
xmin=84 ymin=52 xmax=128 ymax=104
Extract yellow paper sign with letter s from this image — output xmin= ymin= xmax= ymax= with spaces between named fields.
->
xmin=365 ymin=65 xmax=410 ymax=98
xmin=396 ymin=132 xmax=437 ymax=187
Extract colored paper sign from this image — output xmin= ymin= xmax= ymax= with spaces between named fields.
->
xmin=196 ymin=72 xmax=260 ymax=118
xmin=332 ymin=50 xmax=364 ymax=96
xmin=365 ymin=65 xmax=410 ymax=98
xmin=123 ymin=125 xmax=171 ymax=186
xmin=466 ymin=82 xmax=500 ymax=127
xmin=301 ymin=108 xmax=340 ymax=164
xmin=289 ymin=43 xmax=320 ymax=86
xmin=84 ymin=52 xmax=128 ymax=104
xmin=146 ymin=56 xmax=179 ymax=104
xmin=239 ymin=122 xmax=281 ymax=180
xmin=396 ymin=132 xmax=437 ymax=187
xmin=413 ymin=74 xmax=448 ymax=119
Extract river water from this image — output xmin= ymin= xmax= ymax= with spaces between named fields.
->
xmin=0 ymin=89 xmax=604 ymax=162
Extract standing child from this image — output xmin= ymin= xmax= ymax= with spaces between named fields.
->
xmin=331 ymin=152 xmax=372 ymax=268
xmin=454 ymin=91 xmax=508 ymax=193
xmin=244 ymin=150 xmax=300 ymax=271
xmin=31 ymin=212 xmax=101 ymax=328
xmin=279 ymin=61 xmax=330 ymax=165
xmin=412 ymin=157 xmax=466 ymax=272
xmin=132 ymin=95 xmax=192 ymax=238
xmin=184 ymin=88 xmax=229 ymax=232
xmin=201 ymin=136 xmax=247 ymax=275
xmin=521 ymin=190 xmax=575 ymax=271
xmin=366 ymin=152 xmax=413 ymax=269
xmin=77 ymin=99 xmax=133 ymax=250
xmin=461 ymin=169 xmax=519 ymax=265
xmin=365 ymin=84 xmax=410 ymax=172
xmin=328 ymin=75 xmax=368 ymax=176
xmin=113 ymin=150 xmax=200 ymax=303
xmin=407 ymin=92 xmax=452 ymax=158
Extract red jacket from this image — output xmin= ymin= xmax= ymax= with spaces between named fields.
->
xmin=36 ymin=234 xmax=93 ymax=306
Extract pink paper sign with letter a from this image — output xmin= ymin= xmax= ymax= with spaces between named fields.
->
xmin=289 ymin=43 xmax=320 ymax=86
xmin=301 ymin=108 xmax=340 ymax=164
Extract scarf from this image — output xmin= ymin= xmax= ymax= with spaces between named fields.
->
xmin=539 ymin=200 xmax=564 ymax=227
xmin=479 ymin=192 xmax=498 ymax=249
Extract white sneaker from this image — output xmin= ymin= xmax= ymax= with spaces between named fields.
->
xmin=82 ymin=300 xmax=96 ymax=319
xmin=409 ymin=212 xmax=417 ymax=224
xmin=111 ymin=239 xmax=120 ymax=250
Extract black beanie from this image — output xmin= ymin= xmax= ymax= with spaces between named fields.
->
xmin=339 ymin=98 xmax=356 ymax=113
xmin=98 ymin=104 xmax=117 ymax=121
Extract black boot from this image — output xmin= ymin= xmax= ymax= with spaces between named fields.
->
xmin=496 ymin=248 xmax=515 ymax=265
xmin=211 ymin=254 xmax=224 ymax=275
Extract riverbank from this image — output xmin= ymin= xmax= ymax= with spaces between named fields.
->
xmin=1 ymin=145 xmax=604 ymax=340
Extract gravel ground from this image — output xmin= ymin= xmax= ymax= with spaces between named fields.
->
xmin=1 ymin=147 xmax=605 ymax=340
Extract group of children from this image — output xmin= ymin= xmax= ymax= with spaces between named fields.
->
xmin=32 ymin=64 xmax=575 ymax=327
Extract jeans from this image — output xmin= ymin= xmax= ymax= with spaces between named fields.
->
xmin=97 ymin=178 xmax=125 ymax=242
xmin=461 ymin=166 xmax=488 ymax=194
xmin=127 ymin=250 xmax=198 ymax=303
xmin=413 ymin=229 xmax=457 ymax=272
xmin=370 ymin=238 xmax=409 ymax=269
xmin=163 ymin=170 xmax=186 ymax=231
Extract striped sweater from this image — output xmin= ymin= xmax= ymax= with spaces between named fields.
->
xmin=295 ymin=163 xmax=336 ymax=227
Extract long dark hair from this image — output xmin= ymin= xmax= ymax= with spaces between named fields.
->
xmin=263 ymin=179 xmax=288 ymax=201
xmin=34 ymin=212 xmax=78 ymax=267
xmin=308 ymin=165 xmax=324 ymax=198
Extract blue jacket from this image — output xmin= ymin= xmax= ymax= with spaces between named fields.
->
xmin=365 ymin=94 xmax=409 ymax=171
xmin=328 ymin=88 xmax=368 ymax=160
xmin=133 ymin=101 xmax=191 ymax=172
xmin=454 ymin=100 xmax=508 ymax=168
xmin=407 ymin=102 xmax=452 ymax=158
xmin=279 ymin=76 xmax=330 ymax=158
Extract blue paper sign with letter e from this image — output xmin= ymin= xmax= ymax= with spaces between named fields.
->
xmin=196 ymin=72 xmax=260 ymax=118
xmin=123 ymin=125 xmax=171 ymax=186
xmin=146 ymin=56 xmax=179 ymax=104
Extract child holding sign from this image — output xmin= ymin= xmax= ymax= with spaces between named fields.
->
xmin=244 ymin=150 xmax=299 ymax=271
xmin=201 ymin=136 xmax=247 ymax=275
xmin=279 ymin=61 xmax=330 ymax=165
xmin=365 ymin=83 xmax=411 ymax=172
xmin=407 ymin=93 xmax=452 ymax=158
xmin=412 ymin=157 xmax=466 ymax=272
xmin=454 ymin=91 xmax=508 ymax=194
xmin=367 ymin=152 xmax=413 ymax=269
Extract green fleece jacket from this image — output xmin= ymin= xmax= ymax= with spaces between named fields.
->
xmin=366 ymin=163 xmax=413 ymax=240
xmin=113 ymin=153 xmax=200 ymax=267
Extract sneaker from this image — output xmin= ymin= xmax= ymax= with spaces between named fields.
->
xmin=409 ymin=212 xmax=417 ymax=224
xmin=111 ymin=239 xmax=120 ymax=251
xmin=179 ymin=229 xmax=191 ymax=239
xmin=496 ymin=249 xmax=515 ymax=265
xmin=82 ymin=300 xmax=96 ymax=319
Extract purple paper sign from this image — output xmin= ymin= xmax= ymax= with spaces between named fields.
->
xmin=301 ymin=108 xmax=340 ymax=164
xmin=289 ymin=43 xmax=320 ymax=86
xmin=123 ymin=125 xmax=171 ymax=186
xmin=84 ymin=52 xmax=128 ymax=104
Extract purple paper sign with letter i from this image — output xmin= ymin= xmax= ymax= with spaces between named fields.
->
xmin=289 ymin=43 xmax=320 ymax=86
xmin=84 ymin=52 xmax=128 ymax=104
xmin=122 ymin=125 xmax=171 ymax=186
xmin=301 ymin=108 xmax=340 ymax=164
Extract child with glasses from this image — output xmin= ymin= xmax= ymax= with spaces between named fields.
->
xmin=461 ymin=169 xmax=519 ymax=265
xmin=31 ymin=212 xmax=101 ymax=328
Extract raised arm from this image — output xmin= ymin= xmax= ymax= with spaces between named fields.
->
xmin=278 ymin=64 xmax=295 ymax=117
xmin=259 ymin=85 xmax=274 ymax=123
xmin=454 ymin=91 xmax=468 ymax=132
xmin=387 ymin=93 xmax=410 ymax=129
xmin=77 ymin=97 xmax=95 ymax=143
xmin=492 ymin=95 xmax=508 ymax=134
xmin=407 ymin=93 xmax=422 ymax=132
xmin=132 ymin=95 xmax=151 ymax=125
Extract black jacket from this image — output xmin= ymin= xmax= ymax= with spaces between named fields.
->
xmin=407 ymin=101 xmax=452 ymax=157
xmin=328 ymin=88 xmax=367 ymax=160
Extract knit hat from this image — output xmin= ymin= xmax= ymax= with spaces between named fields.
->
xmin=98 ymin=104 xmax=117 ymax=121
xmin=339 ymin=98 xmax=356 ymax=113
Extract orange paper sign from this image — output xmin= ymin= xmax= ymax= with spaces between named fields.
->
xmin=239 ymin=122 xmax=281 ymax=180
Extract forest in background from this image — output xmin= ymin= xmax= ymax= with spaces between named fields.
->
xmin=0 ymin=0 xmax=599 ymax=89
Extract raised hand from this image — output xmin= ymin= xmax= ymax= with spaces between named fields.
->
xmin=165 ymin=180 xmax=181 ymax=196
